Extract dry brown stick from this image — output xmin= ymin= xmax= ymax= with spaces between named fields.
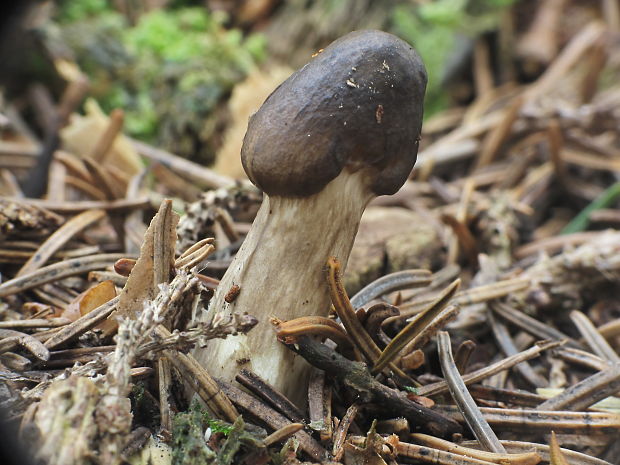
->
xmin=491 ymin=302 xmax=581 ymax=349
xmin=513 ymin=162 xmax=553 ymax=206
xmin=283 ymin=335 xmax=462 ymax=437
xmin=401 ymin=264 xmax=461 ymax=303
xmin=332 ymin=403 xmax=358 ymax=461
xmin=263 ymin=423 xmax=304 ymax=447
xmin=552 ymin=347 xmax=611 ymax=371
xmin=579 ymin=37 xmax=607 ymax=103
xmin=216 ymin=378 xmax=327 ymax=460
xmin=562 ymin=149 xmax=620 ymax=172
xmin=0 ymin=318 xmax=70 ymax=330
xmin=589 ymin=209 xmax=620 ymax=224
xmin=547 ymin=118 xmax=569 ymax=188
xmin=398 ymin=306 xmax=460 ymax=376
xmin=83 ymin=158 xmax=126 ymax=200
xmin=0 ymin=253 xmax=128 ymax=298
xmin=373 ymin=281 xmax=459 ymax=374
xmin=123 ymin=171 xmax=148 ymax=254
xmin=410 ymin=434 xmax=541 ymax=465
xmin=22 ymin=198 xmax=150 ymax=213
xmin=349 ymin=269 xmax=432 ymax=308
xmin=363 ymin=303 xmax=399 ymax=346
xmin=82 ymin=158 xmax=130 ymax=247
xmin=326 ymin=257 xmax=404 ymax=377
xmin=448 ymin=177 xmax=475 ymax=265
xmin=54 ymin=150 xmax=92 ymax=182
xmin=44 ymin=345 xmax=116 ymax=367
xmin=151 ymin=163 xmax=202 ymax=202
xmin=468 ymin=384 xmax=545 ymax=408
xmin=473 ymin=39 xmax=494 ymax=97
xmin=273 ymin=316 xmax=353 ymax=351
xmin=0 ymin=246 xmax=100 ymax=263
xmin=131 ymin=139 xmax=234 ymax=190
xmin=525 ymin=21 xmax=606 ymax=100
xmin=514 ymin=231 xmax=602 ymax=259
xmin=44 ymin=297 xmax=119 ymax=350
xmin=174 ymin=241 xmax=215 ymax=270
xmin=164 ymin=348 xmax=238 ymax=422
xmin=153 ymin=200 xmax=175 ymax=287
xmin=437 ymin=405 xmax=620 ymax=434
xmin=0 ymin=169 xmax=23 ymax=196
xmin=477 ymin=440 xmax=613 ymax=465
xmin=16 ymin=209 xmax=106 ymax=277
xmin=214 ymin=207 xmax=239 ymax=243
xmin=235 ymin=369 xmax=305 ymax=423
xmin=517 ymin=0 xmax=566 ymax=65
xmin=308 ymin=368 xmax=332 ymax=441
xmin=570 ymin=310 xmax=620 ymax=363
xmin=158 ymin=357 xmax=173 ymax=433
xmin=454 ymin=340 xmax=476 ymax=374
xmin=391 ymin=278 xmax=530 ymax=325
xmin=454 ymin=278 xmax=530 ymax=306
xmin=598 ymin=318 xmax=620 ymax=341
xmin=444 ymin=212 xmax=479 ymax=267
xmin=65 ymin=175 xmax=108 ymax=200
xmin=416 ymin=112 xmax=502 ymax=175
xmin=307 ymin=369 xmax=324 ymax=429
xmin=351 ymin=437 xmax=498 ymax=465
xmin=536 ymin=362 xmax=620 ymax=411
xmin=88 ymin=271 xmax=127 ymax=287
xmin=46 ymin=160 xmax=66 ymax=201
xmin=0 ymin=329 xmax=50 ymax=361
xmin=155 ymin=326 xmax=238 ymax=423
xmin=416 ymin=139 xmax=480 ymax=179
xmin=437 ymin=331 xmax=505 ymax=454
xmin=474 ymin=96 xmax=523 ymax=170
xmin=418 ymin=340 xmax=560 ymax=397
xmin=89 ymin=109 xmax=124 ymax=162
xmin=57 ymin=74 xmax=90 ymax=126
xmin=603 ymin=0 xmax=620 ymax=31
xmin=487 ymin=311 xmax=547 ymax=388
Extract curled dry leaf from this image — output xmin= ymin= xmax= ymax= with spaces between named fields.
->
xmin=62 ymin=280 xmax=118 ymax=336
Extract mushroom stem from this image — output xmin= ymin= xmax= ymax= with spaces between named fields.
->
xmin=194 ymin=170 xmax=373 ymax=404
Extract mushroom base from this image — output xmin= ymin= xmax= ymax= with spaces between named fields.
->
xmin=192 ymin=170 xmax=374 ymax=406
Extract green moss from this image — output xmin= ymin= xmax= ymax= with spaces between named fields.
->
xmin=171 ymin=401 xmax=216 ymax=465
xmin=57 ymin=0 xmax=110 ymax=23
xmin=171 ymin=402 xmax=268 ymax=465
xmin=55 ymin=6 xmax=265 ymax=162
xmin=391 ymin=0 xmax=516 ymax=116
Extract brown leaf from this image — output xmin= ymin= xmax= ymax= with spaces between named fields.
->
xmin=114 ymin=200 xmax=178 ymax=319
xmin=343 ymin=422 xmax=390 ymax=465
xmin=62 ymin=280 xmax=117 ymax=336
xmin=406 ymin=393 xmax=435 ymax=409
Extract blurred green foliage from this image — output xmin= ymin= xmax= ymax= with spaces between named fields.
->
xmin=56 ymin=4 xmax=265 ymax=162
xmin=392 ymin=0 xmax=516 ymax=115
xmin=57 ymin=0 xmax=110 ymax=22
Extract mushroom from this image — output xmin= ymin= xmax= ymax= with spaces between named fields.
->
xmin=193 ymin=30 xmax=427 ymax=404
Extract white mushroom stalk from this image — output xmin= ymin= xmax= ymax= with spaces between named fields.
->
xmin=193 ymin=30 xmax=427 ymax=404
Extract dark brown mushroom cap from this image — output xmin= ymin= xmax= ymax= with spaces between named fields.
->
xmin=241 ymin=30 xmax=427 ymax=197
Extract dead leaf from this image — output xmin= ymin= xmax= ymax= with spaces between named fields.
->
xmin=114 ymin=200 xmax=178 ymax=319
xmin=62 ymin=280 xmax=117 ymax=336
xmin=343 ymin=422 xmax=390 ymax=465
